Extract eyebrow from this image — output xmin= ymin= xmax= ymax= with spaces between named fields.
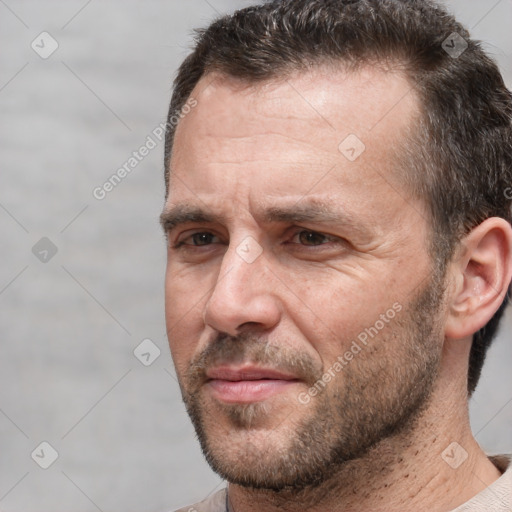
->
xmin=264 ymin=202 xmax=355 ymax=225
xmin=159 ymin=200 xmax=370 ymax=238
xmin=159 ymin=205 xmax=223 ymax=233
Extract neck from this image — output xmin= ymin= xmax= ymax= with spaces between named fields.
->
xmin=227 ymin=370 xmax=501 ymax=512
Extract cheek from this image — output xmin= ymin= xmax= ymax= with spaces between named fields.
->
xmin=166 ymin=313 xmax=201 ymax=382
xmin=164 ymin=263 xmax=209 ymax=322
xmin=165 ymin=267 xmax=209 ymax=372
xmin=289 ymin=276 xmax=403 ymax=364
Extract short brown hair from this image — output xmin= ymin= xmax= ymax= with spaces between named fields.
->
xmin=164 ymin=0 xmax=512 ymax=394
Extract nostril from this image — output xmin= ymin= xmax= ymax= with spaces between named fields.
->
xmin=238 ymin=321 xmax=263 ymax=331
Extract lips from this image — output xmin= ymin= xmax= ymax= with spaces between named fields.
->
xmin=206 ymin=366 xmax=298 ymax=382
xmin=205 ymin=365 xmax=300 ymax=404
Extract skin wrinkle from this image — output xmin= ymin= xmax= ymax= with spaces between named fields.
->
xmin=161 ymin=199 xmax=379 ymax=248
xmin=164 ymin=66 xmax=507 ymax=512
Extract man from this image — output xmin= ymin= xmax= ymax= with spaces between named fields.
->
xmin=160 ymin=0 xmax=512 ymax=510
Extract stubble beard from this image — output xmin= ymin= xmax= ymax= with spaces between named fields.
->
xmin=178 ymin=273 xmax=445 ymax=493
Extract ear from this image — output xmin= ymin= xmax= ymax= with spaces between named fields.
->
xmin=444 ymin=217 xmax=512 ymax=340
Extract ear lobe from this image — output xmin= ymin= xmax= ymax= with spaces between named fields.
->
xmin=444 ymin=218 xmax=512 ymax=340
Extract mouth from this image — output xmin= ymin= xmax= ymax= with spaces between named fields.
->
xmin=205 ymin=365 xmax=301 ymax=404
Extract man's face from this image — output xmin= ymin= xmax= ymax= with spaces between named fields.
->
xmin=163 ymin=67 xmax=446 ymax=490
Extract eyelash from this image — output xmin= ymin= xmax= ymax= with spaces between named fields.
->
xmin=172 ymin=232 xmax=220 ymax=249
xmin=171 ymin=229 xmax=341 ymax=250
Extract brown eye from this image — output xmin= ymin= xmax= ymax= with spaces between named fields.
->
xmin=297 ymin=230 xmax=329 ymax=246
xmin=190 ymin=232 xmax=217 ymax=246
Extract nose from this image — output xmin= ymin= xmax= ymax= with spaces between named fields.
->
xmin=203 ymin=241 xmax=282 ymax=336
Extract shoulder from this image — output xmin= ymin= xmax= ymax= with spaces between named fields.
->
xmin=450 ymin=455 xmax=511 ymax=511
xmin=173 ymin=488 xmax=227 ymax=512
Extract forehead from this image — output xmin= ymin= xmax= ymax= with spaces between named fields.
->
xmin=168 ymin=65 xmax=421 ymax=221
xmin=173 ymin=65 xmax=418 ymax=150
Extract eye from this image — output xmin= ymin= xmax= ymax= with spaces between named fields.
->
xmin=173 ymin=231 xmax=220 ymax=248
xmin=292 ymin=230 xmax=332 ymax=246
xmin=190 ymin=232 xmax=217 ymax=246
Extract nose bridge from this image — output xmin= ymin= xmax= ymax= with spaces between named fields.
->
xmin=211 ymin=236 xmax=266 ymax=306
xmin=203 ymin=237 xmax=280 ymax=334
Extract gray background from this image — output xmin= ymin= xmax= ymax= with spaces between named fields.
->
xmin=0 ymin=0 xmax=511 ymax=511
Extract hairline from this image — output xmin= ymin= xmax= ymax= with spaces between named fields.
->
xmin=164 ymin=61 xmax=444 ymax=250
xmin=165 ymin=57 xmax=423 ymax=186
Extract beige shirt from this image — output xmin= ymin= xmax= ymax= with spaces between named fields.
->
xmin=174 ymin=455 xmax=511 ymax=512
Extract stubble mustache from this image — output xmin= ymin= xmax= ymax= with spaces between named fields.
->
xmin=181 ymin=331 xmax=323 ymax=428
xmin=184 ymin=331 xmax=323 ymax=394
